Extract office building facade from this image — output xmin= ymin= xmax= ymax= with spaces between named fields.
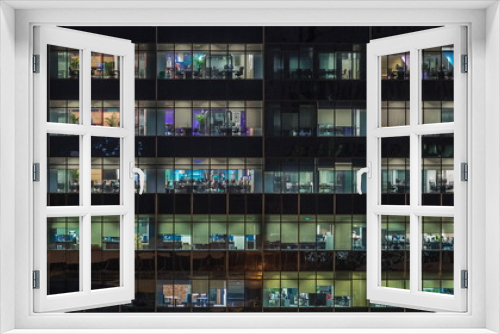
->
xmin=46 ymin=26 xmax=453 ymax=312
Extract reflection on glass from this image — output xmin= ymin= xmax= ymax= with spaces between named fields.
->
xmin=91 ymin=216 xmax=121 ymax=290
xmin=47 ymin=217 xmax=80 ymax=295
xmin=381 ymin=215 xmax=410 ymax=290
xmin=381 ymin=137 xmax=410 ymax=205
xmin=422 ymin=46 xmax=454 ymax=80
xmin=422 ymin=217 xmax=454 ymax=295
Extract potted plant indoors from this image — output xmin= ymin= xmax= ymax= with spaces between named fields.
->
xmin=105 ymin=113 xmax=120 ymax=127
xmin=104 ymin=62 xmax=117 ymax=78
xmin=69 ymin=56 xmax=79 ymax=78
xmin=195 ymin=114 xmax=207 ymax=135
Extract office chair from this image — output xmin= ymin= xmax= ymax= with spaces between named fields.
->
xmin=235 ymin=66 xmax=244 ymax=78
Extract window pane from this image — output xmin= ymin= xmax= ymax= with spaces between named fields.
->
xmin=48 ymin=45 xmax=80 ymax=124
xmin=422 ymin=134 xmax=454 ymax=206
xmin=47 ymin=134 xmax=80 ymax=206
xmin=91 ymin=215 xmax=121 ymax=290
xmin=381 ymin=215 xmax=410 ymax=290
xmin=381 ymin=137 xmax=410 ymax=205
xmin=380 ymin=52 xmax=410 ymax=127
xmin=91 ymin=51 xmax=121 ymax=127
xmin=422 ymin=217 xmax=454 ymax=295
xmin=91 ymin=137 xmax=120 ymax=205
xmin=421 ymin=45 xmax=454 ymax=124
xmin=47 ymin=217 xmax=80 ymax=295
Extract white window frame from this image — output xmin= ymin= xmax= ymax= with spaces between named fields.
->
xmin=365 ymin=26 xmax=467 ymax=312
xmin=1 ymin=2 xmax=498 ymax=333
xmin=33 ymin=26 xmax=136 ymax=312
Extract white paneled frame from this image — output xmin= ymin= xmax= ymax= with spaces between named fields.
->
xmin=366 ymin=26 xmax=467 ymax=312
xmin=33 ymin=26 xmax=135 ymax=312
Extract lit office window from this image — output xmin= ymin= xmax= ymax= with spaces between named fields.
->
xmin=91 ymin=52 xmax=120 ymax=79
xmin=134 ymin=157 xmax=263 ymax=194
xmin=135 ymin=44 xmax=156 ymax=79
xmin=422 ymin=46 xmax=454 ymax=80
xmin=48 ymin=45 xmax=80 ymax=80
xmin=157 ymin=44 xmax=263 ymax=80
xmin=268 ymin=46 xmax=361 ymax=80
xmin=135 ymin=100 xmax=263 ymax=137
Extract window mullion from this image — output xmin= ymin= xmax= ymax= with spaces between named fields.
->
xmin=409 ymin=47 xmax=420 ymax=295
xmin=80 ymin=48 xmax=91 ymax=295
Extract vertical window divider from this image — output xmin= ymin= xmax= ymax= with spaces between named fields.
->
xmin=409 ymin=46 xmax=420 ymax=296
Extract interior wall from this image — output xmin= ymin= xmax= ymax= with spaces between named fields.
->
xmin=0 ymin=2 xmax=16 ymax=333
xmin=485 ymin=2 xmax=500 ymax=333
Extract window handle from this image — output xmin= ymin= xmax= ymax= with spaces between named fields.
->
xmin=356 ymin=163 xmax=371 ymax=195
xmin=130 ymin=162 xmax=145 ymax=195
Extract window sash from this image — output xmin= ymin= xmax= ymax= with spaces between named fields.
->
xmin=366 ymin=26 xmax=467 ymax=312
xmin=32 ymin=26 xmax=136 ymax=313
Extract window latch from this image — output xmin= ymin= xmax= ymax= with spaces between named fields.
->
xmin=356 ymin=162 xmax=371 ymax=195
xmin=129 ymin=162 xmax=145 ymax=195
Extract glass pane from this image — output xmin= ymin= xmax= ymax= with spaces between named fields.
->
xmin=381 ymin=215 xmax=410 ymax=290
xmin=91 ymin=137 xmax=120 ymax=205
xmin=47 ymin=217 xmax=80 ymax=295
xmin=422 ymin=45 xmax=454 ymax=124
xmin=48 ymin=45 xmax=80 ymax=123
xmin=380 ymin=52 xmax=410 ymax=127
xmin=91 ymin=52 xmax=121 ymax=127
xmin=421 ymin=134 xmax=454 ymax=206
xmin=135 ymin=47 xmax=156 ymax=79
xmin=91 ymin=52 xmax=120 ymax=79
xmin=47 ymin=134 xmax=80 ymax=206
xmin=91 ymin=215 xmax=121 ymax=290
xmin=318 ymin=52 xmax=336 ymax=79
xmin=422 ymin=217 xmax=454 ymax=295
xmin=381 ymin=137 xmax=410 ymax=205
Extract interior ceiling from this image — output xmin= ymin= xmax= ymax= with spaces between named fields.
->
xmin=4 ymin=0 xmax=497 ymax=10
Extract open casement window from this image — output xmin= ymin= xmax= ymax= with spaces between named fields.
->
xmin=33 ymin=26 xmax=140 ymax=312
xmin=364 ymin=26 xmax=467 ymax=312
